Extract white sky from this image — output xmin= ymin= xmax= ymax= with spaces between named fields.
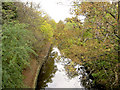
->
xmin=22 ymin=0 xmax=74 ymax=22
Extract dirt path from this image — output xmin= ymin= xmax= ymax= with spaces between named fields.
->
xmin=23 ymin=58 xmax=37 ymax=88
xmin=22 ymin=43 xmax=51 ymax=88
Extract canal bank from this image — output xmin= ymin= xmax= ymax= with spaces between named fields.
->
xmin=22 ymin=43 xmax=53 ymax=88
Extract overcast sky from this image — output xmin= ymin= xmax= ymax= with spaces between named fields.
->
xmin=24 ymin=0 xmax=72 ymax=22
xmin=22 ymin=0 xmax=74 ymax=22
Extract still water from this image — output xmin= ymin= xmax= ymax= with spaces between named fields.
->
xmin=36 ymin=47 xmax=90 ymax=89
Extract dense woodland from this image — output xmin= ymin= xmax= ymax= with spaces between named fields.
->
xmin=2 ymin=2 xmax=55 ymax=88
xmin=2 ymin=1 xmax=120 ymax=89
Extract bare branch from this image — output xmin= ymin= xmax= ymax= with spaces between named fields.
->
xmin=105 ymin=10 xmax=116 ymax=19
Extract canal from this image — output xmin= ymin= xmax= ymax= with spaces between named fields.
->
xmin=36 ymin=47 xmax=92 ymax=89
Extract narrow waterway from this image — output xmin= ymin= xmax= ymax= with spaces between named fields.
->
xmin=36 ymin=47 xmax=91 ymax=89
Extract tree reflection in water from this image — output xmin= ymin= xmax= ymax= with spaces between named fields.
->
xmin=36 ymin=47 xmax=85 ymax=88
xmin=36 ymin=54 xmax=57 ymax=89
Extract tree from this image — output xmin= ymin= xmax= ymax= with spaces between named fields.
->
xmin=55 ymin=1 xmax=119 ymax=89
xmin=2 ymin=2 xmax=55 ymax=88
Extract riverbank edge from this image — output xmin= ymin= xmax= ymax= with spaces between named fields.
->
xmin=22 ymin=42 xmax=53 ymax=88
xmin=33 ymin=44 xmax=53 ymax=88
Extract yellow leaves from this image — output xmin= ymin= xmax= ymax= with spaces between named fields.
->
xmin=65 ymin=65 xmax=75 ymax=72
xmin=81 ymin=56 xmax=84 ymax=59
xmin=70 ymin=61 xmax=75 ymax=66
xmin=40 ymin=22 xmax=53 ymax=39
xmin=106 ymin=48 xmax=111 ymax=52
xmin=88 ymin=25 xmax=92 ymax=28
xmin=94 ymin=46 xmax=97 ymax=49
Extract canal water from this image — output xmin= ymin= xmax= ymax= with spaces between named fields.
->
xmin=36 ymin=47 xmax=92 ymax=89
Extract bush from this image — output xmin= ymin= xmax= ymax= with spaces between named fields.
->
xmin=2 ymin=21 xmax=36 ymax=88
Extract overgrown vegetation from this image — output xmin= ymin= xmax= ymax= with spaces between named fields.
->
xmin=2 ymin=1 xmax=120 ymax=89
xmin=54 ymin=2 xmax=119 ymax=89
xmin=2 ymin=2 xmax=55 ymax=88
xmin=2 ymin=21 xmax=35 ymax=88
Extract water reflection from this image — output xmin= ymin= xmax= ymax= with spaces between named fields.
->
xmin=36 ymin=47 xmax=88 ymax=89
xmin=36 ymin=54 xmax=57 ymax=88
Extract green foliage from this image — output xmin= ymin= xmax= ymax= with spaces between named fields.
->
xmin=2 ymin=2 xmax=55 ymax=88
xmin=64 ymin=22 xmax=76 ymax=30
xmin=2 ymin=21 xmax=36 ymax=88
xmin=14 ymin=2 xmax=55 ymax=53
xmin=2 ymin=2 xmax=17 ymax=23
xmin=2 ymin=1 xmax=119 ymax=89
xmin=41 ymin=21 xmax=53 ymax=40
xmin=55 ymin=2 xmax=119 ymax=89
